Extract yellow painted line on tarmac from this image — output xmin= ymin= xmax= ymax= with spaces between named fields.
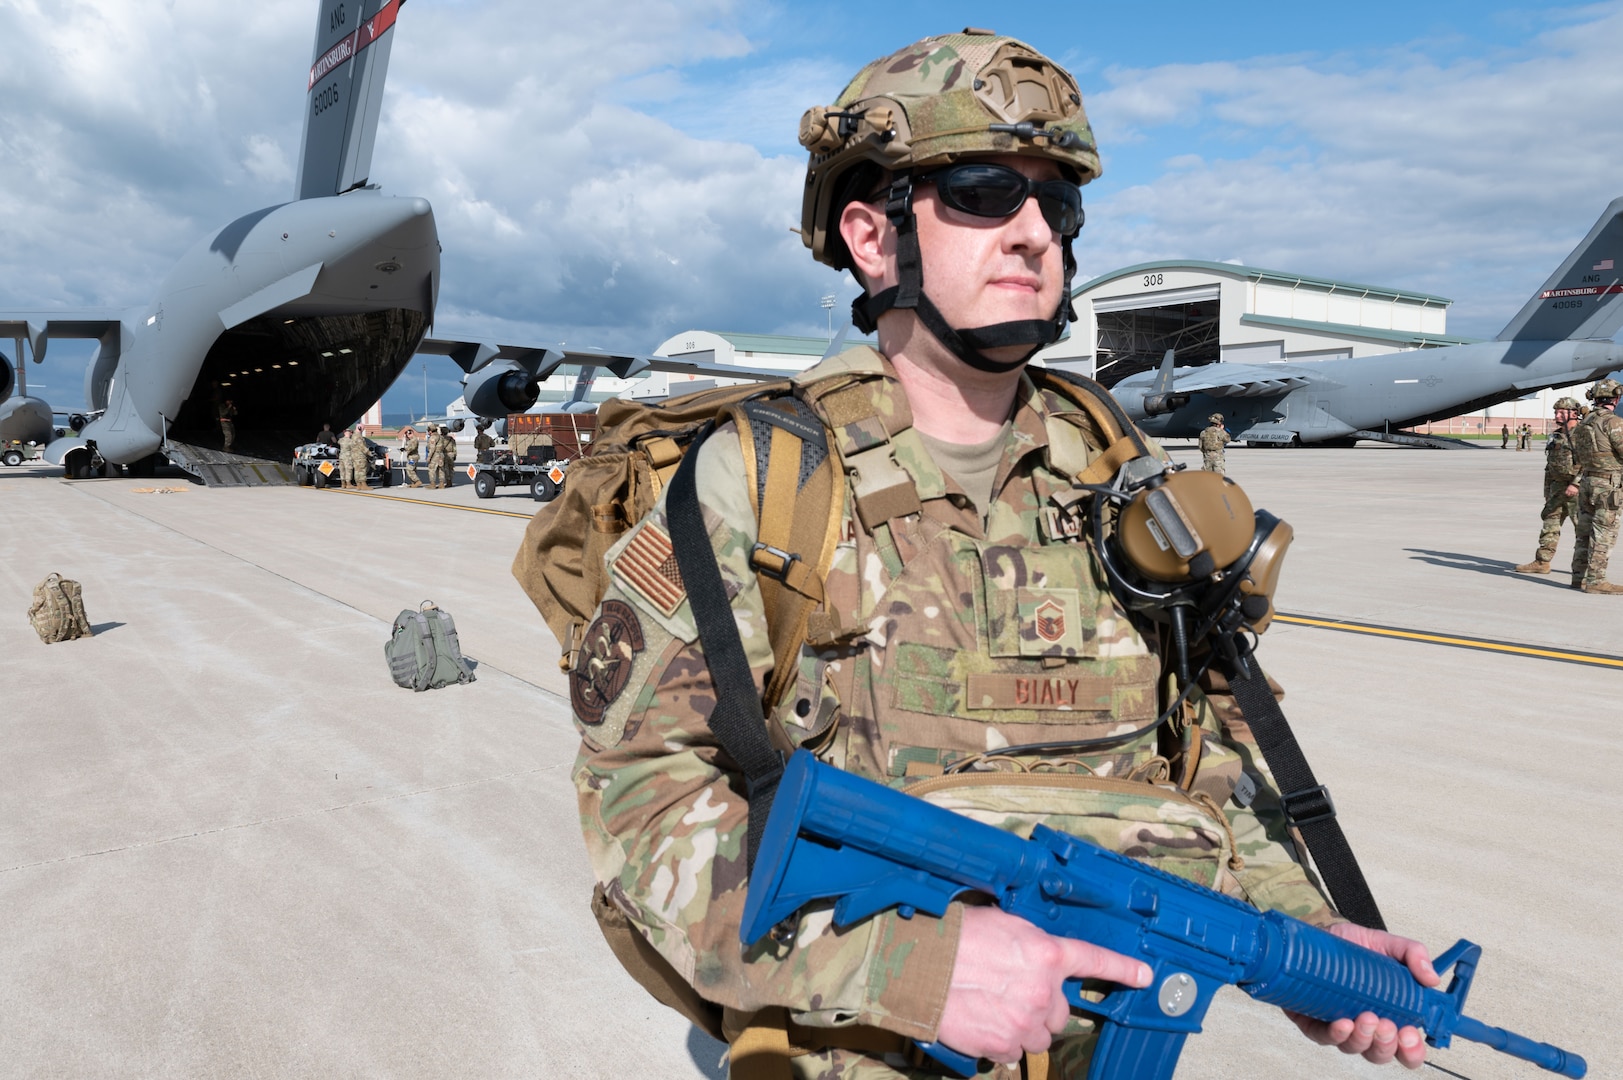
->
xmin=325 ymin=487 xmax=535 ymax=520
xmin=1275 ymin=613 xmax=1623 ymax=670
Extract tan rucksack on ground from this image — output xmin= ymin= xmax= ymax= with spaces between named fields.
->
xmin=28 ymin=573 xmax=93 ymax=643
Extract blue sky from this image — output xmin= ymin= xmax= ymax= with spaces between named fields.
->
xmin=3 ymin=1 xmax=1620 ymax=417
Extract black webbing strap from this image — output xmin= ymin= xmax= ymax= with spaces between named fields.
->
xmin=1224 ymin=648 xmax=1387 ymax=930
xmin=666 ymin=424 xmax=784 ymax=875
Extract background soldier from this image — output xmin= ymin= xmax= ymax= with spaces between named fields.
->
xmin=473 ymin=422 xmax=495 ymax=461
xmin=399 ymin=426 xmax=423 ymax=487
xmin=439 ymin=424 xmax=459 ymax=487
xmin=1515 ymin=396 xmax=1583 ymax=575
xmin=218 ymin=399 xmax=237 ymax=454
xmin=1198 ymin=412 xmax=1231 ymax=473
xmin=425 ymin=426 xmax=447 ymax=489
xmin=1569 ymin=378 xmax=1623 ymax=594
xmin=569 ymin=31 xmax=1433 ymax=1078
xmin=346 ymin=428 xmax=372 ymax=489
xmin=336 ymin=427 xmax=359 ymax=489
xmin=316 ymin=422 xmax=338 ymax=447
xmin=1500 ymin=422 xmax=1510 ymax=448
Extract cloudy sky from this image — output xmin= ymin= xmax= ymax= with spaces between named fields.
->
xmin=3 ymin=0 xmax=1622 ymax=415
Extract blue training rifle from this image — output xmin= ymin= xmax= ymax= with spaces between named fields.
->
xmin=740 ymin=750 xmax=1586 ymax=1079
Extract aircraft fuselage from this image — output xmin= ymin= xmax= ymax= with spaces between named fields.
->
xmin=59 ymin=193 xmax=437 ymax=464
xmin=1114 ymin=338 xmax=1622 ymax=444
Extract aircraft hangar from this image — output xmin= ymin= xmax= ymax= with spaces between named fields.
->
xmin=1035 ymin=260 xmax=1476 ymax=386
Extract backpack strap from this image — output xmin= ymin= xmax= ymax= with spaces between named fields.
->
xmin=734 ymin=397 xmax=845 ymax=717
xmin=667 ymin=425 xmax=786 ymax=874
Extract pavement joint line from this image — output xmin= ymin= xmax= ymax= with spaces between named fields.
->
xmin=0 ymin=762 xmax=574 ymax=876
xmin=1276 ymin=612 xmax=1623 ymax=669
xmin=63 ymin=483 xmax=567 ymax=700
xmin=330 ymin=486 xmax=535 ymax=519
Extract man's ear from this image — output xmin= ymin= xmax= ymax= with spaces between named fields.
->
xmin=839 ymin=198 xmax=894 ymax=290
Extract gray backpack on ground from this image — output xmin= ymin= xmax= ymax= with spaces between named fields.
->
xmin=386 ymin=601 xmax=476 ymax=691
xmin=28 ymin=573 xmax=93 ymax=644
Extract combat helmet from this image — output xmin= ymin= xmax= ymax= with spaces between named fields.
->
xmin=1208 ymin=413 xmax=1225 ymax=424
xmin=798 ymin=29 xmax=1101 ymax=374
xmin=1587 ymin=378 xmax=1622 ymax=402
xmin=1553 ymin=396 xmax=1583 ymax=412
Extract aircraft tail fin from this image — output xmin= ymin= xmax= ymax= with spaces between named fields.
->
xmin=1151 ymin=349 xmax=1175 ymax=393
xmin=1496 ymin=198 xmax=1623 ymax=342
xmin=295 ymin=0 xmax=404 ymax=200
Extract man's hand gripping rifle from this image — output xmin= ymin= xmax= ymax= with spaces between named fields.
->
xmin=741 ymin=750 xmax=1587 ymax=1079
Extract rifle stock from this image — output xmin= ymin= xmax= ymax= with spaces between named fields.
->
xmin=741 ymin=750 xmax=1585 ymax=1079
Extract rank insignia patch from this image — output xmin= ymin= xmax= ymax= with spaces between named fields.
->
xmin=571 ymin=600 xmax=645 ymax=726
xmin=614 ymin=522 xmax=686 ymax=616
xmin=1035 ymin=599 xmax=1066 ymax=643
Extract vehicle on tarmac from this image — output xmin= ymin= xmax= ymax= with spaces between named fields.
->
xmin=292 ymin=440 xmax=391 ymax=489
xmin=3 ymin=439 xmax=42 ymax=467
xmin=467 ymin=452 xmax=569 ymax=501
xmin=468 ymin=410 xmax=596 ymax=501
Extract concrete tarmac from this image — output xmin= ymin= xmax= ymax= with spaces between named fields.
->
xmin=0 ymin=443 xmax=1614 ymax=1079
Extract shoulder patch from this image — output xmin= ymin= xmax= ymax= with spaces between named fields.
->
xmin=611 ymin=521 xmax=687 ymax=617
xmin=571 ymin=599 xmax=646 ymax=727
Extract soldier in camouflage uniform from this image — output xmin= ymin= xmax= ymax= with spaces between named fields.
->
xmin=570 ymin=32 xmax=1434 ymax=1078
xmin=425 ymin=426 xmax=447 ymax=489
xmin=1568 ymin=379 xmax=1623 ymax=594
xmin=348 ymin=429 xmax=373 ymax=488
xmin=1197 ymin=413 xmax=1230 ymax=474
xmin=1515 ymin=397 xmax=1583 ymax=576
xmin=399 ymin=427 xmax=424 ymax=487
xmin=336 ymin=428 xmax=359 ymax=489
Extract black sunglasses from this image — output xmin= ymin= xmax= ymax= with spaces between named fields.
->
xmin=915 ymin=162 xmax=1084 ymax=237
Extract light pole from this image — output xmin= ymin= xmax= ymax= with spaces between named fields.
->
xmin=422 ymin=361 xmax=428 ymax=421
xmin=820 ymin=294 xmax=837 ymax=341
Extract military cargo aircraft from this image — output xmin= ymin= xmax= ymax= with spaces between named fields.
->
xmin=1110 ymin=199 xmax=1623 ymax=446
xmin=0 ymin=0 xmax=433 ymax=481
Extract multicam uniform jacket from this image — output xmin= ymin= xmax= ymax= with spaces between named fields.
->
xmin=1533 ymin=426 xmax=1580 ymax=565
xmin=572 ymin=348 xmax=1338 ymax=1078
xmin=1197 ymin=424 xmax=1230 ymax=474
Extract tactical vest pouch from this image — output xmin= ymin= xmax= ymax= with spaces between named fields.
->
xmin=385 ymin=601 xmax=477 ymax=691
xmin=28 ymin=573 xmax=93 ymax=644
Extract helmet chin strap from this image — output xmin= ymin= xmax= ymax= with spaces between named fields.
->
xmin=851 ymin=173 xmax=1078 ymax=375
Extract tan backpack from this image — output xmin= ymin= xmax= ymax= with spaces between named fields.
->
xmin=28 ymin=573 xmax=93 ymax=643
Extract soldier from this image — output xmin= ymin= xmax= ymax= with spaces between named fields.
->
xmin=1515 ymin=397 xmax=1584 ymax=575
xmin=336 ymin=427 xmax=358 ymax=489
xmin=399 ymin=426 xmax=423 ymax=487
xmin=570 ymin=31 xmax=1434 ymax=1078
xmin=473 ymin=422 xmax=495 ymax=462
xmin=219 ymin=399 xmax=237 ymax=454
xmin=439 ymin=425 xmax=459 ymax=486
xmin=425 ymin=425 xmax=447 ymax=489
xmin=1198 ymin=412 xmax=1231 ymax=474
xmin=316 ymin=422 xmax=339 ymax=447
xmin=1568 ymin=378 xmax=1623 ymax=594
xmin=347 ymin=428 xmax=372 ymax=488
xmin=1500 ymin=422 xmax=1510 ymax=449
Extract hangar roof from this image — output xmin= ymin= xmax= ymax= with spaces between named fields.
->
xmin=1077 ymin=259 xmax=1454 ymax=308
xmin=1240 ymin=313 xmax=1478 ymax=347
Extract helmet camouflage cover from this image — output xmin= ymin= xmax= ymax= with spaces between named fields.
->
xmin=1208 ymin=413 xmax=1224 ymax=424
xmin=1554 ymin=396 xmax=1583 ymax=411
xmin=1587 ymin=378 xmax=1621 ymax=402
xmin=799 ymin=29 xmax=1102 ymax=271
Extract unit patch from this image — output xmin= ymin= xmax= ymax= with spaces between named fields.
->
xmin=613 ymin=522 xmax=686 ymax=616
xmin=571 ymin=600 xmax=645 ymax=726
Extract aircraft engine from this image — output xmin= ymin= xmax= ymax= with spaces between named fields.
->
xmin=0 ymin=351 xmax=13 ymax=403
xmin=464 ymin=360 xmax=541 ymax=418
xmin=1143 ymin=392 xmax=1191 ymax=417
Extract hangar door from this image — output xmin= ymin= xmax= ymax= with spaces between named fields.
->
xmin=1091 ymin=284 xmax=1220 ymax=388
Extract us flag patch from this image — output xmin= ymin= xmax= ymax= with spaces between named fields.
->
xmin=615 ymin=522 xmax=686 ymax=615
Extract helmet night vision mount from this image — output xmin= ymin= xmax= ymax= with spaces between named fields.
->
xmin=1087 ymin=453 xmax=1293 ymax=688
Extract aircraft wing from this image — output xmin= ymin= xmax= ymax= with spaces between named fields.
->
xmin=416 ymin=338 xmax=787 ymax=383
xmin=1167 ymin=362 xmax=1321 ymax=398
xmin=0 ymin=313 xmax=125 ymax=363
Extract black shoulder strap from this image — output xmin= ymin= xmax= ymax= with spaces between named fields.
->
xmin=666 ymin=422 xmax=783 ymax=875
xmin=1223 ymin=645 xmax=1387 ymax=930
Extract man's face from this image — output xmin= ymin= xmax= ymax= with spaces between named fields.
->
xmin=1556 ymin=408 xmax=1578 ymax=428
xmin=910 ymin=154 xmax=1068 ymax=337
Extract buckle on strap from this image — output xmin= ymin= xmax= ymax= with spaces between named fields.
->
xmin=1280 ymin=784 xmax=1337 ymax=828
xmin=751 ymin=543 xmax=800 ymax=582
